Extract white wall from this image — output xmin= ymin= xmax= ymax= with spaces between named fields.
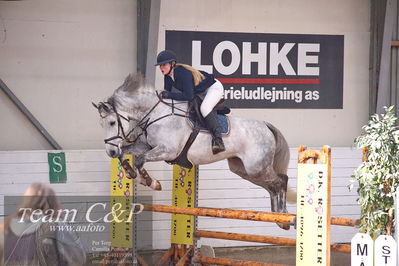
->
xmin=0 ymin=0 xmax=370 ymax=149
xmin=0 ymin=0 xmax=137 ymax=150
xmin=0 ymin=147 xmax=361 ymax=250
xmin=155 ymin=0 xmax=370 ymax=147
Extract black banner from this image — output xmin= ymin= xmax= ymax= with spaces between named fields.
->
xmin=165 ymin=30 xmax=344 ymax=109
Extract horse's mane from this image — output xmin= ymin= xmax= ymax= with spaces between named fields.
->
xmin=107 ymin=73 xmax=150 ymax=109
xmin=119 ymin=73 xmax=147 ymax=94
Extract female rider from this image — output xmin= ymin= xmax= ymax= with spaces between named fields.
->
xmin=155 ymin=50 xmax=225 ymax=154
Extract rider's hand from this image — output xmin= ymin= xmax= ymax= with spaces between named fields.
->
xmin=160 ymin=90 xmax=170 ymax=99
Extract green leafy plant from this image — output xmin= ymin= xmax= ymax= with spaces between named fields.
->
xmin=350 ymin=106 xmax=399 ymax=238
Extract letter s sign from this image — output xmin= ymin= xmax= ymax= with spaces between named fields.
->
xmin=48 ymin=152 xmax=67 ymax=183
xmin=52 ymin=156 xmax=63 ymax=173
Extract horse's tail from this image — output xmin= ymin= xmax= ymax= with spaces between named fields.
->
xmin=265 ymin=122 xmax=296 ymax=203
xmin=265 ymin=122 xmax=290 ymax=174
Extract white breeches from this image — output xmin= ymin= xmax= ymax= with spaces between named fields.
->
xmin=200 ymin=79 xmax=224 ymax=117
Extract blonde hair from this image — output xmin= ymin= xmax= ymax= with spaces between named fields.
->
xmin=176 ymin=63 xmax=204 ymax=86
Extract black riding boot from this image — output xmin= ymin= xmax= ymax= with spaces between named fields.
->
xmin=204 ymin=112 xmax=226 ymax=154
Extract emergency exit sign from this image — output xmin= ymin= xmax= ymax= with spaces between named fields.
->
xmin=48 ymin=152 xmax=67 ymax=183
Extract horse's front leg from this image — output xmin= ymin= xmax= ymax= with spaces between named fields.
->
xmin=119 ymin=154 xmax=149 ymax=188
xmin=134 ymin=144 xmax=173 ymax=169
xmin=120 ymin=141 xmax=152 ymax=155
xmin=132 ymin=144 xmax=174 ymax=190
xmin=119 ymin=142 xmax=162 ymax=190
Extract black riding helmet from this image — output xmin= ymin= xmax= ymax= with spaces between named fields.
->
xmin=155 ymin=50 xmax=177 ymax=66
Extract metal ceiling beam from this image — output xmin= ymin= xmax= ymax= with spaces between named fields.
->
xmin=0 ymin=78 xmax=62 ymax=149
xmin=144 ymin=0 xmax=160 ymax=85
xmin=137 ymin=0 xmax=161 ymax=86
xmin=137 ymin=0 xmax=151 ymax=75
xmin=376 ymin=0 xmax=396 ymax=114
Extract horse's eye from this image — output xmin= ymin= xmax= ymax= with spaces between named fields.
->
xmin=109 ymin=121 xmax=116 ymax=126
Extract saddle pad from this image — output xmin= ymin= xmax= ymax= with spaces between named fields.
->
xmin=187 ymin=114 xmax=230 ymax=135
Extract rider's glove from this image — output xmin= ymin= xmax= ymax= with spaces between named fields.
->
xmin=160 ymin=90 xmax=170 ymax=99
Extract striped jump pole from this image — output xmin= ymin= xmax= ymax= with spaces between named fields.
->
xmin=142 ymin=203 xmax=358 ymax=228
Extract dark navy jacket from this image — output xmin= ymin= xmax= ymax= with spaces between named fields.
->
xmin=164 ymin=65 xmax=216 ymax=101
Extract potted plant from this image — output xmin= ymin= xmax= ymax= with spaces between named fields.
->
xmin=350 ymin=106 xmax=399 ymax=237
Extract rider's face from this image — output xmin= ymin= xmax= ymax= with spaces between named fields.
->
xmin=159 ymin=62 xmax=173 ymax=76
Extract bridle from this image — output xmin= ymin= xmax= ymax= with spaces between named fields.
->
xmin=102 ymin=92 xmax=189 ymax=148
xmin=102 ymin=103 xmax=132 ymax=148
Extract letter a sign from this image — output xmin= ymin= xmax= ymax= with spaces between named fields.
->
xmin=48 ymin=152 xmax=67 ymax=183
xmin=351 ymin=233 xmax=374 ymax=266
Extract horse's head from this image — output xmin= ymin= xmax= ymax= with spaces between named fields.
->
xmin=94 ymin=73 xmax=156 ymax=158
xmin=92 ymin=101 xmax=130 ymax=158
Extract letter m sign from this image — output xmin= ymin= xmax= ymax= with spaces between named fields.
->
xmin=48 ymin=152 xmax=67 ymax=183
xmin=351 ymin=233 xmax=374 ymax=266
xmin=357 ymin=244 xmax=368 ymax=256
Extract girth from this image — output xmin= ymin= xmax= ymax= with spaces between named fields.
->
xmin=165 ymin=128 xmax=200 ymax=169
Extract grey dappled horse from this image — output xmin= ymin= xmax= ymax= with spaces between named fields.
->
xmin=94 ymin=74 xmax=292 ymax=229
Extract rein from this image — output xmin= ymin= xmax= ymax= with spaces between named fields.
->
xmin=103 ymin=92 xmax=189 ymax=147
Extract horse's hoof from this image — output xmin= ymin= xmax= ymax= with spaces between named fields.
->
xmin=277 ymin=222 xmax=290 ymax=230
xmin=151 ymin=180 xmax=162 ymax=191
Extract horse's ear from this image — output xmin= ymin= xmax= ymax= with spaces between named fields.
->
xmin=92 ymin=102 xmax=99 ymax=109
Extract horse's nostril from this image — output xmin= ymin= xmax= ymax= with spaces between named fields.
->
xmin=110 ymin=150 xmax=116 ymax=157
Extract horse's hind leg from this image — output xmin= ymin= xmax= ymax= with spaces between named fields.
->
xmin=264 ymin=173 xmax=290 ymax=230
xmin=227 ymin=157 xmax=290 ymax=230
xmin=228 ymin=157 xmax=288 ymax=213
xmin=265 ymin=172 xmax=290 ymax=230
xmin=267 ymin=173 xmax=288 ymax=213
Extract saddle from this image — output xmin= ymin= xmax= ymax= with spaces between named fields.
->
xmin=187 ymin=97 xmax=230 ymax=134
xmin=165 ymin=96 xmax=231 ymax=168
xmin=189 ymin=97 xmax=231 ymax=128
